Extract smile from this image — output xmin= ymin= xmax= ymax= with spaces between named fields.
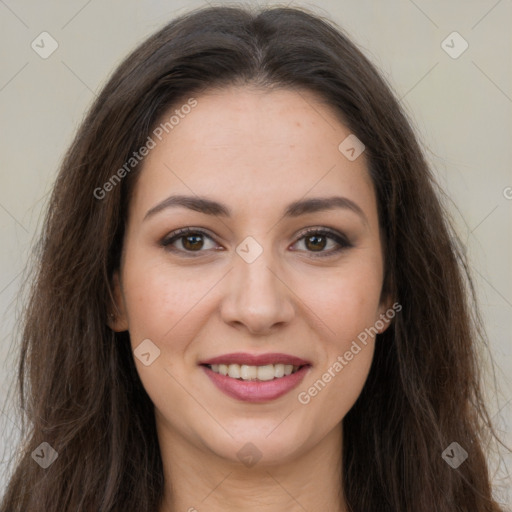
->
xmin=199 ymin=352 xmax=312 ymax=402
xmin=206 ymin=363 xmax=301 ymax=381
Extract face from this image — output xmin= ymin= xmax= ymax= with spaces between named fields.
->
xmin=111 ymin=85 xmax=392 ymax=466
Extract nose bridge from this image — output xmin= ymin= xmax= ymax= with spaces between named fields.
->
xmin=236 ymin=241 xmax=277 ymax=293
xmin=220 ymin=234 xmax=295 ymax=332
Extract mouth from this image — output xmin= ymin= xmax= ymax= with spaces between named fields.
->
xmin=199 ymin=353 xmax=312 ymax=402
xmin=202 ymin=363 xmax=305 ymax=381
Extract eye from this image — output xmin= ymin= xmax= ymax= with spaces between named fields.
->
xmin=161 ymin=227 xmax=219 ymax=255
xmin=291 ymin=227 xmax=351 ymax=257
xmin=160 ymin=226 xmax=351 ymax=257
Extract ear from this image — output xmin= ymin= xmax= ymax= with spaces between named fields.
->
xmin=107 ymin=270 xmax=129 ymax=332
xmin=375 ymin=293 xmax=397 ymax=335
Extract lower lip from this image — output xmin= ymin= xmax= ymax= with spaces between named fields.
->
xmin=201 ymin=365 xmax=311 ymax=402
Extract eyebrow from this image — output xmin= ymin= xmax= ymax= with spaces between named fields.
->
xmin=144 ymin=194 xmax=368 ymax=224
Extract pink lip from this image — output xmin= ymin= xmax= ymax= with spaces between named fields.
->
xmin=200 ymin=352 xmax=311 ymax=366
xmin=201 ymin=365 xmax=311 ymax=402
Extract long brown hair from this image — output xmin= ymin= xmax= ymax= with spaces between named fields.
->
xmin=1 ymin=5 xmax=508 ymax=511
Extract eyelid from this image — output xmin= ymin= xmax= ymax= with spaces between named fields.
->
xmin=294 ymin=226 xmax=351 ymax=246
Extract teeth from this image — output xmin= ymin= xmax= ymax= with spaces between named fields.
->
xmin=274 ymin=364 xmax=285 ymax=378
xmin=257 ymin=364 xmax=275 ymax=381
xmin=208 ymin=363 xmax=300 ymax=381
xmin=228 ymin=364 xmax=240 ymax=378
xmin=240 ymin=365 xmax=258 ymax=380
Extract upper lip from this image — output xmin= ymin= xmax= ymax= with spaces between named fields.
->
xmin=200 ymin=352 xmax=311 ymax=367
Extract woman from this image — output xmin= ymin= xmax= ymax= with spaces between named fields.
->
xmin=0 ymin=4 xmax=507 ymax=511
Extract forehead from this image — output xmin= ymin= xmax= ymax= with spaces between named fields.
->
xmin=128 ymin=86 xmax=377 ymax=224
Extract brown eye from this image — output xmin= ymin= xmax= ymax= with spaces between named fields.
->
xmin=161 ymin=226 xmax=351 ymax=258
xmin=181 ymin=233 xmax=205 ymax=251
xmin=161 ymin=228 xmax=218 ymax=255
xmin=304 ymin=233 xmax=328 ymax=252
xmin=293 ymin=228 xmax=351 ymax=257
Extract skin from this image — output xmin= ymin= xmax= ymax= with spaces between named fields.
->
xmin=110 ymin=85 xmax=392 ymax=512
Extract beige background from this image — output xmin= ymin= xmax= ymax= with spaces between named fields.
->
xmin=0 ymin=0 xmax=511 ymax=502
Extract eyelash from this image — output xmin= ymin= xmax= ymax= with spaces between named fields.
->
xmin=160 ymin=226 xmax=352 ymax=258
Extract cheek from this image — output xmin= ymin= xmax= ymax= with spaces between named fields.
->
xmin=306 ymin=349 xmax=374 ymax=423
xmin=297 ymin=290 xmax=378 ymax=424
xmin=122 ymin=253 xmax=209 ymax=341
xmin=296 ymin=257 xmax=382 ymax=406
xmin=120 ymin=256 xmax=211 ymax=419
xmin=306 ymin=258 xmax=384 ymax=336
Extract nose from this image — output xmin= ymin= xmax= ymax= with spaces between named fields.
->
xmin=219 ymin=243 xmax=295 ymax=336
